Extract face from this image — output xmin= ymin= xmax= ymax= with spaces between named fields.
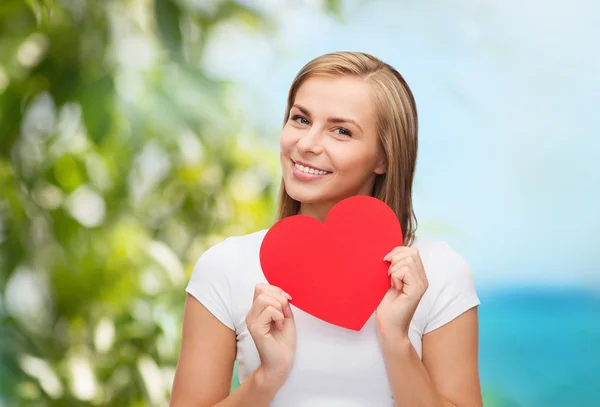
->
xmin=280 ymin=75 xmax=386 ymax=218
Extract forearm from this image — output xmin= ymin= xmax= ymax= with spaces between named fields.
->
xmin=214 ymin=367 xmax=279 ymax=407
xmin=381 ymin=337 xmax=452 ymax=407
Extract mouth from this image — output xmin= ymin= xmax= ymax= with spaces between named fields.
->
xmin=291 ymin=159 xmax=331 ymax=180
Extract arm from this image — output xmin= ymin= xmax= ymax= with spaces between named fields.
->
xmin=380 ymin=307 xmax=482 ymax=407
xmin=169 ymin=294 xmax=280 ymax=407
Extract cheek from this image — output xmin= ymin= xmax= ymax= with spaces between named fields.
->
xmin=279 ymin=127 xmax=295 ymax=154
xmin=330 ymin=148 xmax=370 ymax=172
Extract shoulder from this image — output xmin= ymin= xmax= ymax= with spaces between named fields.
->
xmin=188 ymin=228 xmax=268 ymax=288
xmin=195 ymin=229 xmax=268 ymax=269
xmin=186 ymin=229 xmax=268 ymax=330
xmin=411 ymin=235 xmax=480 ymax=334
xmin=411 ymin=235 xmax=474 ymax=283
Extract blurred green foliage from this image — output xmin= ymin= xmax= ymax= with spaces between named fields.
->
xmin=0 ymin=0 xmax=290 ymax=405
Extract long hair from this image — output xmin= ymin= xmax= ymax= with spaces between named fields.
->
xmin=275 ymin=52 xmax=419 ymax=247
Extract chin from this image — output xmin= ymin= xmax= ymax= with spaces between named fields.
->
xmin=285 ymin=187 xmax=322 ymax=204
xmin=286 ymin=185 xmax=349 ymax=210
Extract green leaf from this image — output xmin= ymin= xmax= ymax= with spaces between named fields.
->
xmin=154 ymin=0 xmax=183 ymax=61
xmin=79 ymin=75 xmax=114 ymax=145
xmin=23 ymin=0 xmax=55 ymax=26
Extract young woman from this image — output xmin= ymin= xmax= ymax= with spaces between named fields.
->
xmin=170 ymin=52 xmax=482 ymax=407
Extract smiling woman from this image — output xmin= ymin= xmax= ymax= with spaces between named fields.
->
xmin=275 ymin=55 xmax=419 ymax=248
xmin=171 ymin=52 xmax=482 ymax=407
xmin=279 ymin=76 xmax=387 ymax=217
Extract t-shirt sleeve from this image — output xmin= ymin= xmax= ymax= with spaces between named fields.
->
xmin=423 ymin=242 xmax=481 ymax=335
xmin=185 ymin=240 xmax=235 ymax=331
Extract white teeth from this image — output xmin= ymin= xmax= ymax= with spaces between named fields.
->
xmin=294 ymin=162 xmax=329 ymax=175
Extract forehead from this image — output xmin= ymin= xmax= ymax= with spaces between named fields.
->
xmin=293 ymin=76 xmax=376 ymax=124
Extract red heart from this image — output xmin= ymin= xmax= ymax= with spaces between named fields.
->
xmin=259 ymin=195 xmax=403 ymax=331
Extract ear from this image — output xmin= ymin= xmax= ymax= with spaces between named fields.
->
xmin=374 ymin=152 xmax=387 ymax=175
xmin=373 ymin=158 xmax=387 ymax=175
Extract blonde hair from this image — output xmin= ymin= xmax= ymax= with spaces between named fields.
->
xmin=275 ymin=52 xmax=419 ymax=247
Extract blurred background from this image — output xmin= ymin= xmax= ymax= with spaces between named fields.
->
xmin=0 ymin=0 xmax=598 ymax=406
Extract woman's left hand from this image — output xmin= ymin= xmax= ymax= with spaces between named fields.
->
xmin=376 ymin=246 xmax=429 ymax=342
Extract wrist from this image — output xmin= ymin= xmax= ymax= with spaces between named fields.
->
xmin=378 ymin=330 xmax=413 ymax=356
xmin=376 ymin=319 xmax=409 ymax=343
xmin=253 ymin=365 xmax=286 ymax=395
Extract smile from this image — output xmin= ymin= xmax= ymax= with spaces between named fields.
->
xmin=293 ymin=160 xmax=330 ymax=175
xmin=291 ymin=160 xmax=331 ymax=181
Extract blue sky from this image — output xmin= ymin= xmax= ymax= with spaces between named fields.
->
xmin=201 ymin=0 xmax=600 ymax=289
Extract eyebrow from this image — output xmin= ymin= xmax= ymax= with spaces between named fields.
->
xmin=292 ymin=104 xmax=364 ymax=133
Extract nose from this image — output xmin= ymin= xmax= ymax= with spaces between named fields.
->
xmin=296 ymin=127 xmax=324 ymax=155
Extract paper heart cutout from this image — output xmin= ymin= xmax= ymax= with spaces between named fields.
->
xmin=259 ymin=195 xmax=403 ymax=331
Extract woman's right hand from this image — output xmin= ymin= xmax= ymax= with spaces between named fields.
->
xmin=245 ymin=283 xmax=296 ymax=390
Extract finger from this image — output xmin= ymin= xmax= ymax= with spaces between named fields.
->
xmin=392 ymin=266 xmax=424 ymax=293
xmin=390 ymin=248 xmax=418 ymax=263
xmin=250 ymin=285 xmax=292 ymax=321
xmin=404 ymin=249 xmax=426 ymax=279
xmin=251 ymin=291 xmax=293 ymax=323
xmin=247 ymin=294 xmax=284 ymax=322
xmin=257 ymin=305 xmax=285 ymax=332
xmin=263 ymin=285 xmax=293 ymax=304
xmin=383 ymin=246 xmax=403 ymax=261
xmin=388 ymin=254 xmax=415 ymax=275
xmin=253 ymin=283 xmax=270 ymax=301
xmin=258 ymin=289 xmax=295 ymax=322
xmin=260 ymin=291 xmax=291 ymax=313
xmin=388 ymin=251 xmax=426 ymax=280
xmin=391 ymin=266 xmax=409 ymax=291
xmin=383 ymin=245 xmax=416 ymax=260
xmin=392 ymin=274 xmax=403 ymax=292
xmin=412 ymin=259 xmax=427 ymax=287
xmin=254 ymin=283 xmax=292 ymax=302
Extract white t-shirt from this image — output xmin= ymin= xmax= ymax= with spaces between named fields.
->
xmin=185 ymin=229 xmax=480 ymax=406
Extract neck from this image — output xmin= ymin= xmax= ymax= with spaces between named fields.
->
xmin=298 ymin=202 xmax=335 ymax=223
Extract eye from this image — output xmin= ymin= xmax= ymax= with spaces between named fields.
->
xmin=334 ymin=128 xmax=352 ymax=137
xmin=291 ymin=115 xmax=310 ymax=125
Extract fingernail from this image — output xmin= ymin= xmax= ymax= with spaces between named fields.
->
xmin=383 ymin=252 xmax=391 ymax=261
xmin=283 ymin=292 xmax=292 ymax=300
